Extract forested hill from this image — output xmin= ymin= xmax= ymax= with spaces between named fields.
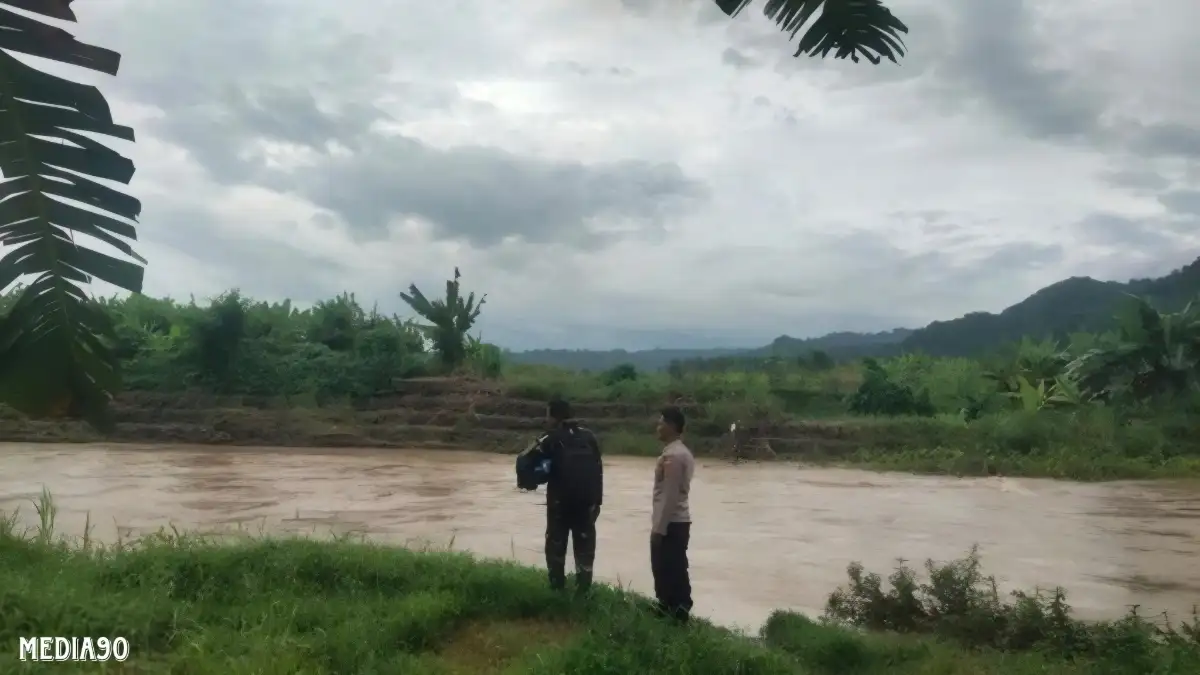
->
xmin=507 ymin=257 xmax=1200 ymax=369
xmin=900 ymin=258 xmax=1200 ymax=356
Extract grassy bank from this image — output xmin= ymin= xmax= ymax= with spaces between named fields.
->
xmin=2 ymin=501 xmax=1198 ymax=674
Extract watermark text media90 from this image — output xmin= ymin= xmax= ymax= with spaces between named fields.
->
xmin=19 ymin=637 xmax=129 ymax=662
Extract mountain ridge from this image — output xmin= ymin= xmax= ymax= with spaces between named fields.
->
xmin=506 ymin=257 xmax=1200 ymax=371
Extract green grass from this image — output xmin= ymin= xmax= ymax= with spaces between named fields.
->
xmin=844 ymin=445 xmax=1200 ymax=480
xmin=2 ymin=495 xmax=1199 ymax=674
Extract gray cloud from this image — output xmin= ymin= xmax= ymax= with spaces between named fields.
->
xmin=549 ymin=60 xmax=634 ymax=78
xmin=974 ymin=242 xmax=1063 ymax=269
xmin=276 ymin=139 xmax=707 ymax=246
xmin=941 ymin=0 xmax=1101 ymax=141
xmin=722 ymin=47 xmax=756 ymax=69
xmin=1129 ymin=123 xmax=1200 ymax=160
xmin=141 ymin=78 xmax=706 ymax=248
xmin=1160 ymin=190 xmax=1200 ymax=217
xmin=1074 ymin=213 xmax=1175 ymax=249
xmin=1102 ymin=168 xmax=1170 ymax=192
xmin=147 ymin=206 xmax=348 ymax=303
xmin=87 ymin=0 xmax=709 ymax=250
xmin=1068 ymin=212 xmax=1199 ymax=284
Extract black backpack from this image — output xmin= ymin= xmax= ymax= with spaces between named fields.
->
xmin=551 ymin=426 xmax=601 ymax=503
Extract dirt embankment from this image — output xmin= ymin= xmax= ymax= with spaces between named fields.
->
xmin=0 ymin=378 xmax=871 ymax=458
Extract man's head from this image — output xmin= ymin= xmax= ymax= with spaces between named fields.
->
xmin=656 ymin=405 xmax=685 ymax=443
xmin=547 ymin=397 xmax=572 ymax=426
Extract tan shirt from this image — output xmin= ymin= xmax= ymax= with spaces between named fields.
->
xmin=651 ymin=439 xmax=694 ymax=535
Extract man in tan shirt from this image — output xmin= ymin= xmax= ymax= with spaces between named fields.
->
xmin=650 ymin=405 xmax=695 ymax=622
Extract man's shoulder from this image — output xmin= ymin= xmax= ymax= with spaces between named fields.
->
xmin=665 ymin=440 xmax=694 ymax=458
xmin=561 ymin=423 xmax=598 ymax=442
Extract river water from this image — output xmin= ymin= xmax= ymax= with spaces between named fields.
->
xmin=1 ymin=443 xmax=1198 ymax=632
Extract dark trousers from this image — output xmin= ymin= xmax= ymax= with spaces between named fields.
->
xmin=545 ymin=501 xmax=599 ymax=590
xmin=651 ymin=521 xmax=692 ymax=621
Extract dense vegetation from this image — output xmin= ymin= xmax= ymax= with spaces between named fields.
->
xmin=2 ymin=263 xmax=1194 ymax=479
xmin=3 ymin=498 xmax=1196 ymax=674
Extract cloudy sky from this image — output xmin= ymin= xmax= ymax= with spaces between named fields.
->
xmin=29 ymin=0 xmax=1200 ymax=349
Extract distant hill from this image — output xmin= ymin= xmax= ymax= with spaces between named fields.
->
xmin=505 ymin=329 xmax=912 ymax=371
xmin=504 ymin=347 xmax=745 ymax=372
xmin=901 ymin=258 xmax=1200 ymax=356
xmin=748 ymin=329 xmax=913 ymax=359
xmin=507 ymin=257 xmax=1200 ymax=369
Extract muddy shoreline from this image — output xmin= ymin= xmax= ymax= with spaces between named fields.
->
xmin=0 ymin=385 xmax=847 ymax=458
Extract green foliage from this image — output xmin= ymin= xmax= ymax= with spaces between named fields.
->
xmin=716 ymin=0 xmax=909 ymax=65
xmin=84 ymin=290 xmax=439 ymax=401
xmin=1066 ymin=295 xmax=1200 ymax=404
xmin=0 ymin=1 xmax=141 ymax=427
xmin=602 ymin=363 xmax=639 ymax=385
xmin=400 ymin=267 xmax=485 ymax=371
xmin=464 ymin=334 xmax=503 ymax=379
xmin=822 ymin=548 xmax=1200 ymax=672
xmin=848 ymin=358 xmax=935 ymax=417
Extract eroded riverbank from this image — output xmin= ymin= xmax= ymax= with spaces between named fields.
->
xmin=1 ymin=443 xmax=1198 ymax=631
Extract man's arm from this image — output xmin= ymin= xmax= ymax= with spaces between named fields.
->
xmin=652 ymin=455 xmax=683 ymax=536
xmin=592 ymin=433 xmax=604 ymax=507
xmin=525 ymin=433 xmax=550 ymax=462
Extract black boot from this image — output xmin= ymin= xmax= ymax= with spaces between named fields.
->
xmin=548 ymin=569 xmax=566 ymax=591
xmin=574 ymin=571 xmax=593 ymax=596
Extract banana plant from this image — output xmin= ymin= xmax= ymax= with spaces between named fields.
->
xmin=0 ymin=0 xmax=142 ymax=427
xmin=1064 ymin=295 xmax=1200 ymax=402
xmin=464 ymin=333 xmax=503 ymax=378
xmin=400 ymin=268 xmax=485 ymax=370
xmin=715 ymin=0 xmax=908 ymax=64
xmin=1005 ymin=373 xmax=1084 ymax=412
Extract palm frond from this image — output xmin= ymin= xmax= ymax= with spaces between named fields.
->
xmin=0 ymin=0 xmax=142 ymax=426
xmin=716 ymin=0 xmax=908 ymax=64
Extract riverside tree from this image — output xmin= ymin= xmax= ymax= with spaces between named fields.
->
xmin=400 ymin=268 xmax=486 ymax=371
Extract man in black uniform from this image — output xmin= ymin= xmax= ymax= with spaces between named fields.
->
xmin=524 ymin=397 xmax=604 ymax=594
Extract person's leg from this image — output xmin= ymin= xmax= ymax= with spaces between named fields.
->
xmin=569 ymin=503 xmax=599 ymax=593
xmin=663 ymin=522 xmax=693 ymax=622
xmin=545 ymin=504 xmax=570 ymax=590
xmin=650 ymin=532 xmax=668 ymax=614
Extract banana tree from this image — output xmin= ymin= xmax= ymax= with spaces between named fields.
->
xmin=0 ymin=0 xmax=142 ymax=427
xmin=400 ymin=268 xmax=486 ymax=371
xmin=1006 ymin=374 xmax=1084 ymax=412
xmin=715 ymin=0 xmax=908 ymax=64
xmin=1064 ymin=296 xmax=1200 ymax=402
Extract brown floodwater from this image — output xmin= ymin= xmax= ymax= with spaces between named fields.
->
xmin=1 ymin=443 xmax=1198 ymax=631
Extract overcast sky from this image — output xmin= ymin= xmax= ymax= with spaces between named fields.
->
xmin=31 ymin=0 xmax=1200 ymax=349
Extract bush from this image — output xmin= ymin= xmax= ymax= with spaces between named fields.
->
xmin=849 ymin=359 xmax=936 ymax=417
xmin=822 ymin=547 xmax=1200 ymax=671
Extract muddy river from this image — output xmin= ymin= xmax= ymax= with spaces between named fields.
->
xmin=1 ymin=443 xmax=1198 ymax=631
